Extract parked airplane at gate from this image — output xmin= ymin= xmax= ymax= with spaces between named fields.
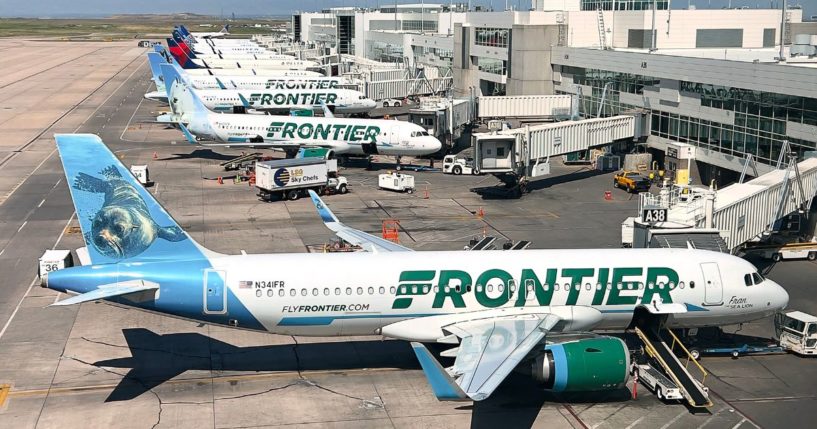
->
xmin=153 ymin=46 xmax=323 ymax=78
xmin=146 ymin=52 xmax=346 ymax=103
xmin=167 ymin=39 xmax=319 ymax=70
xmin=196 ymin=88 xmax=376 ymax=115
xmin=44 ymin=133 xmax=789 ymax=402
xmin=160 ymin=64 xmax=440 ymax=157
xmin=169 ymin=32 xmax=294 ymax=60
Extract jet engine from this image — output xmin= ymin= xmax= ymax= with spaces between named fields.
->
xmin=531 ymin=336 xmax=631 ymax=392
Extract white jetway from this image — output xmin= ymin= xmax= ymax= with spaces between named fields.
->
xmin=472 ymin=115 xmax=636 ymax=195
xmin=633 ymin=157 xmax=817 ymax=251
xmin=478 ymin=95 xmax=573 ymax=120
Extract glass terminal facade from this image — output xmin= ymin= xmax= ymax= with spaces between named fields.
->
xmin=560 ymin=66 xmax=817 ymax=165
xmin=475 ymin=28 xmax=510 ymax=48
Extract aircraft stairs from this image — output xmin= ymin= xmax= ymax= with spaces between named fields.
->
xmin=635 ymin=326 xmax=713 ymax=408
xmin=220 ymin=152 xmax=262 ymax=171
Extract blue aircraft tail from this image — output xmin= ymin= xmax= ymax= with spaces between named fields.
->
xmin=54 ymin=134 xmax=208 ymax=264
xmin=160 ymin=63 xmax=209 ymax=117
xmin=146 ymin=52 xmax=166 ymax=91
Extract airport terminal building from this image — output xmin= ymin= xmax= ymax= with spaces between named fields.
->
xmin=292 ymin=2 xmax=817 ymax=184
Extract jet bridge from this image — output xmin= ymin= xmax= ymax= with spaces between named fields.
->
xmin=472 ymin=115 xmax=635 ymax=195
xmin=632 ymin=157 xmax=817 ymax=251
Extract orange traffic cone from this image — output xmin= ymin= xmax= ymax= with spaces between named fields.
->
xmin=217 ymin=176 xmax=223 ymax=185
xmin=152 ymin=151 xmax=158 ymax=159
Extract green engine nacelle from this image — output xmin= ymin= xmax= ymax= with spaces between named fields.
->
xmin=534 ymin=337 xmax=631 ymax=392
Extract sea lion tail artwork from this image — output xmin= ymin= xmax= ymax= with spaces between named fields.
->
xmin=54 ymin=134 xmax=212 ymax=264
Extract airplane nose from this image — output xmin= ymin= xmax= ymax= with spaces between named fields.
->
xmin=427 ymin=137 xmax=442 ymax=153
xmin=769 ymin=280 xmax=789 ymax=310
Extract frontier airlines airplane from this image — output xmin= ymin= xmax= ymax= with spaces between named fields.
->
xmin=161 ymin=64 xmax=441 ymax=158
xmin=44 ymin=134 xmax=789 ymax=402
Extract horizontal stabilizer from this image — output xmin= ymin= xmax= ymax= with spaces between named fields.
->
xmin=52 ymin=280 xmax=159 ymax=306
xmin=179 ymin=123 xmax=197 ymax=144
xmin=307 ymin=190 xmax=411 ymax=252
xmin=410 ymin=342 xmax=469 ymax=401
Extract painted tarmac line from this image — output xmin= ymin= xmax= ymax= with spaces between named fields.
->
xmin=731 ymin=418 xmax=747 ymax=429
xmin=624 ymin=415 xmax=646 ymax=429
xmin=0 ymin=57 xmax=146 ymax=207
xmin=658 ymin=410 xmax=687 ymax=429
xmin=0 ymin=213 xmax=75 ymax=341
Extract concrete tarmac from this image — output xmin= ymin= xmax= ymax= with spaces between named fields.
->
xmin=0 ymin=39 xmax=814 ymax=429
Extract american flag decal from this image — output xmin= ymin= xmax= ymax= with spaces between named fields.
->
xmin=239 ymin=280 xmax=253 ymax=289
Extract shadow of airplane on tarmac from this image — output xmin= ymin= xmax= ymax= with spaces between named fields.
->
xmin=157 ymin=149 xmax=244 ymax=162
xmin=95 ymin=328 xmax=418 ymax=402
xmin=96 ymin=329 xmax=633 ymax=428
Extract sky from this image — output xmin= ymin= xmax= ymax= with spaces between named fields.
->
xmin=0 ymin=0 xmax=813 ymax=19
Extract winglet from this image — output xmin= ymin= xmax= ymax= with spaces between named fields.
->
xmin=238 ymin=93 xmax=252 ymax=108
xmin=307 ymin=190 xmax=339 ymax=224
xmin=320 ymin=101 xmax=335 ymax=118
xmin=410 ymin=342 xmax=469 ymax=401
xmin=215 ymin=77 xmax=227 ymax=90
xmin=178 ymin=123 xmax=197 ymax=144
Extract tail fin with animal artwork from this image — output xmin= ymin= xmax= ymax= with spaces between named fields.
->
xmin=54 ymin=134 xmax=208 ymax=264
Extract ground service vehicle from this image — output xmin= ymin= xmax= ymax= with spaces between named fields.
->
xmin=443 ymin=155 xmax=477 ymax=175
xmin=613 ymin=171 xmax=651 ymax=193
xmin=754 ymin=242 xmax=817 ymax=262
xmin=776 ymin=311 xmax=817 ymax=356
xmin=635 ymin=364 xmax=684 ymax=402
xmin=379 ymin=172 xmax=415 ymax=193
xmin=255 ymin=158 xmax=348 ymax=201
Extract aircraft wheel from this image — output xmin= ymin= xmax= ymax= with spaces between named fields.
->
xmin=690 ymin=348 xmax=701 ymax=360
xmin=406 ymin=188 xmax=414 ymax=194
xmin=731 ymin=350 xmax=740 ymax=358
xmin=656 ymin=386 xmax=664 ymax=401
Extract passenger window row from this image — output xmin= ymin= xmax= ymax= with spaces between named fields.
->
xmin=253 ymin=280 xmax=693 ymax=298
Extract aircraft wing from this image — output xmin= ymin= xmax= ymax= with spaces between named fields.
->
xmin=307 ymin=190 xmax=411 ymax=252
xmin=51 ymin=280 xmax=159 ymax=306
xmin=411 ymin=313 xmax=561 ymax=401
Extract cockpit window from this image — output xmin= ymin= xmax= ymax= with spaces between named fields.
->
xmin=745 ymin=272 xmax=764 ymax=286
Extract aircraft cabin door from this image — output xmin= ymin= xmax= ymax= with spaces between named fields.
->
xmin=204 ymin=269 xmax=227 ymax=314
xmin=389 ymin=126 xmax=400 ymax=146
xmin=699 ymin=262 xmax=723 ymax=305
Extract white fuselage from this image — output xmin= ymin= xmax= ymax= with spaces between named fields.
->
xmin=191 ymin=58 xmax=319 ymax=70
xmin=201 ymin=248 xmax=789 ymax=337
xmin=189 ymin=112 xmax=442 ymax=156
xmin=188 ymin=75 xmax=345 ymax=91
xmin=197 ymin=88 xmax=376 ymax=114
xmin=190 ymin=52 xmax=295 ymax=61
xmin=183 ymin=68 xmax=324 ymax=77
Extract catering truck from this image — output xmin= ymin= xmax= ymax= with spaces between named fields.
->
xmin=255 ymin=158 xmax=348 ymax=201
